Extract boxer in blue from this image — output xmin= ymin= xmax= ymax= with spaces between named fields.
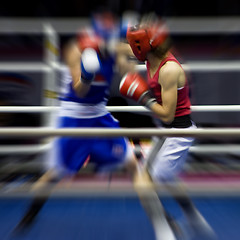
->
xmin=53 ymin=32 xmax=131 ymax=175
xmin=13 ymin=14 xmax=150 ymax=233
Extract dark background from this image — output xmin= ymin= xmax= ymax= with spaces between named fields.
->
xmin=1 ymin=0 xmax=240 ymax=17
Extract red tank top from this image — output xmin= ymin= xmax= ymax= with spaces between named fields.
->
xmin=146 ymin=53 xmax=191 ymax=117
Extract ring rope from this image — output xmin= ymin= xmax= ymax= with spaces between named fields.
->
xmin=0 ymin=127 xmax=240 ymax=138
xmin=1 ymin=61 xmax=240 ymax=72
xmin=1 ymin=105 xmax=240 ymax=113
xmin=0 ymin=178 xmax=240 ymax=198
xmin=1 ymin=143 xmax=240 ymax=155
xmin=1 ymin=17 xmax=240 ymax=34
xmin=1 ymin=143 xmax=240 ymax=154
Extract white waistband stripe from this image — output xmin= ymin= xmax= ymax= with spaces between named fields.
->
xmin=59 ymin=101 xmax=108 ymax=118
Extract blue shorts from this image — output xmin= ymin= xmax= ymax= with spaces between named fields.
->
xmin=52 ymin=113 xmax=128 ymax=174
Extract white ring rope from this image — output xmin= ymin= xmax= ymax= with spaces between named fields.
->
xmin=0 ymin=170 xmax=240 ymax=198
xmin=1 ymin=181 xmax=240 ymax=198
xmin=1 ymin=105 xmax=240 ymax=113
xmin=0 ymin=127 xmax=240 ymax=138
xmin=136 ymin=61 xmax=240 ymax=72
xmin=1 ymin=17 xmax=240 ymax=34
xmin=0 ymin=105 xmax=239 ymax=155
xmin=1 ymin=61 xmax=240 ymax=72
xmin=0 ymin=143 xmax=52 ymax=154
xmin=0 ymin=62 xmax=52 ymax=72
xmin=1 ymin=143 xmax=240 ymax=155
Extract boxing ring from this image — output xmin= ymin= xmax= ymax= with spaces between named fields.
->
xmin=1 ymin=111 xmax=240 ymax=240
xmin=1 ymin=17 xmax=240 ymax=240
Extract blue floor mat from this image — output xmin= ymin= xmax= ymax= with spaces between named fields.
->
xmin=1 ymin=196 xmax=240 ymax=240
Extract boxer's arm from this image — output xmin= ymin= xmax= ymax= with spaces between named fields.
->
xmin=63 ymin=40 xmax=91 ymax=97
xmin=150 ymin=62 xmax=179 ymax=124
xmin=119 ymin=63 xmax=179 ymax=124
xmin=63 ymin=41 xmax=100 ymax=98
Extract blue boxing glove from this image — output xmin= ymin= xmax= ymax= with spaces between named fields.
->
xmin=81 ymin=48 xmax=100 ymax=84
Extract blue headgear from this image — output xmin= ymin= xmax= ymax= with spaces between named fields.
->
xmin=91 ymin=11 xmax=117 ymax=41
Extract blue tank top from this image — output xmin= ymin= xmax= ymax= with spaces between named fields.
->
xmin=60 ymin=54 xmax=115 ymax=104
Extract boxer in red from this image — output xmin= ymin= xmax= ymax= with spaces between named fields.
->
xmin=120 ymin=15 xmax=216 ymax=240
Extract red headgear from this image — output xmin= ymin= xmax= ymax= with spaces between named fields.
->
xmin=77 ymin=30 xmax=103 ymax=52
xmin=126 ymin=22 xmax=168 ymax=61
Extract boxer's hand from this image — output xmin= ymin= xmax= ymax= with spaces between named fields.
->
xmin=119 ymin=73 xmax=156 ymax=108
xmin=80 ymin=48 xmax=100 ymax=85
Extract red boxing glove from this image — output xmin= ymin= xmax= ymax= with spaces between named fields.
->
xmin=119 ymin=73 xmax=157 ymax=109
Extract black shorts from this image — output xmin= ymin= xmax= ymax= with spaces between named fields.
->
xmin=162 ymin=114 xmax=193 ymax=128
